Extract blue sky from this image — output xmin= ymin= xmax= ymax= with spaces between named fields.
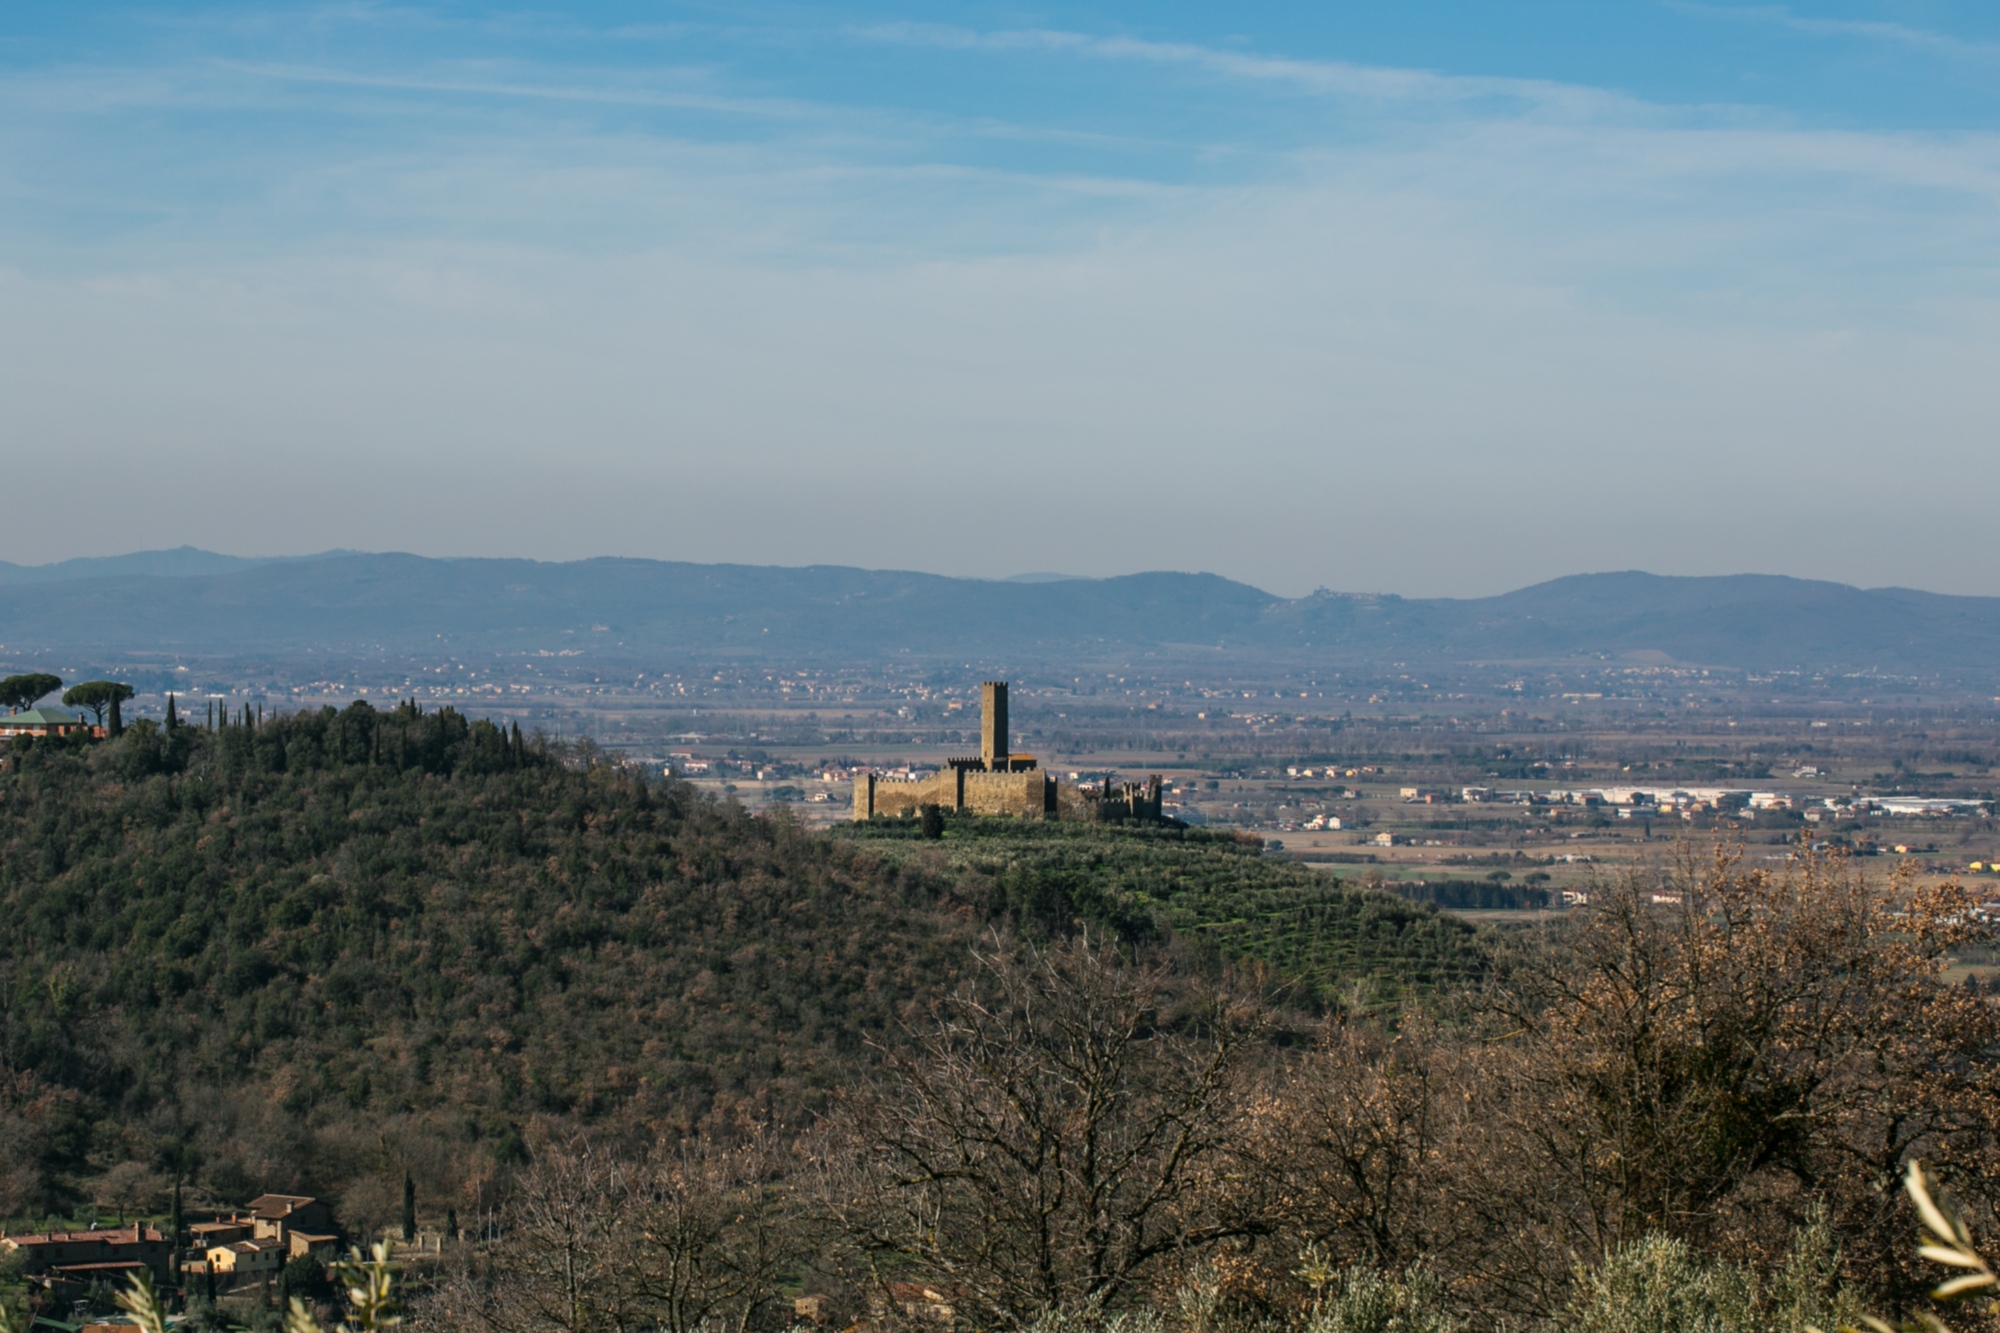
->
xmin=3 ymin=3 xmax=1998 ymax=596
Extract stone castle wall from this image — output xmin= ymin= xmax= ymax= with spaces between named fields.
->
xmin=1055 ymin=777 xmax=1164 ymax=823
xmin=962 ymin=769 xmax=1056 ymax=817
xmin=853 ymin=769 xmax=1054 ymax=820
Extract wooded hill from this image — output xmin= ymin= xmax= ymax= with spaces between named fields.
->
xmin=0 ymin=708 xmax=1486 ymax=1228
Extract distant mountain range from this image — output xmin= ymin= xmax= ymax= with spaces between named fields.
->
xmin=0 ymin=550 xmax=1994 ymax=675
xmin=0 ymin=546 xmax=358 ymax=586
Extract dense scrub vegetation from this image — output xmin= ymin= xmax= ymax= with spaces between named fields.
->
xmin=418 ymin=850 xmax=2000 ymax=1333
xmin=0 ymin=708 xmax=1479 ymax=1229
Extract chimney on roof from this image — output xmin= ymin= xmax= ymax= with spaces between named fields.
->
xmin=980 ymin=682 xmax=1008 ymax=770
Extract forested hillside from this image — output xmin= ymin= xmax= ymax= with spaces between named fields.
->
xmin=0 ymin=706 xmax=1481 ymax=1227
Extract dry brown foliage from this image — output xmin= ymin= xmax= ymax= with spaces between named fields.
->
xmin=420 ymin=1134 xmax=804 ymax=1333
xmin=819 ymin=936 xmax=1268 ymax=1326
xmin=411 ymin=847 xmax=2000 ymax=1331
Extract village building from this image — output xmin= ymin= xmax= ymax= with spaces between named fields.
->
xmin=181 ymin=1195 xmax=339 ymax=1285
xmin=242 ymin=1193 xmax=334 ymax=1244
xmin=188 ymin=1219 xmax=254 ymax=1248
xmin=0 ymin=1225 xmax=173 ymax=1285
xmin=204 ymin=1238 xmax=289 ymax=1280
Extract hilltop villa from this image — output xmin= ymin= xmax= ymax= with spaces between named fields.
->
xmin=0 ymin=706 xmax=101 ymax=739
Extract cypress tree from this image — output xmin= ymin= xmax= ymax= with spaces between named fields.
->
xmin=170 ymin=1178 xmax=183 ymax=1249
xmin=165 ymin=694 xmax=179 ymax=734
xmin=402 ymin=1173 xmax=416 ymax=1242
xmin=445 ymin=1207 xmax=458 ymax=1243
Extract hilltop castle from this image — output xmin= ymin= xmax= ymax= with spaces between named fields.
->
xmin=853 ymin=682 xmax=1165 ymax=823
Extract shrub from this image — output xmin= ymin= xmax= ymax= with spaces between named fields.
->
xmin=1556 ymin=1215 xmax=1854 ymax=1333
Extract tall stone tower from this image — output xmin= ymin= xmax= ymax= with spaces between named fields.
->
xmin=980 ymin=681 xmax=1009 ymax=770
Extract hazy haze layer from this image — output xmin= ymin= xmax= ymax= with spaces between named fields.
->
xmin=3 ymin=3 xmax=1997 ymax=595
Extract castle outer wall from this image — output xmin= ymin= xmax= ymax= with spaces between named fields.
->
xmin=854 ymin=768 xmax=1055 ymax=820
xmin=852 ymin=770 xmax=1163 ymax=823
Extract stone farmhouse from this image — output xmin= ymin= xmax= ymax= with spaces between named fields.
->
xmin=186 ymin=1184 xmax=338 ymax=1280
xmin=0 ymin=1224 xmax=173 ymax=1287
xmin=184 ymin=1194 xmax=339 ymax=1285
xmin=853 ymin=682 xmax=1165 ymax=823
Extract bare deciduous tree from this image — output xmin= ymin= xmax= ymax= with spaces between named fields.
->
xmin=825 ymin=937 xmax=1265 ymax=1326
xmin=624 ymin=1136 xmax=803 ymax=1333
xmin=423 ymin=1134 xmax=800 ymax=1333
xmin=1251 ymin=1013 xmax=1488 ymax=1275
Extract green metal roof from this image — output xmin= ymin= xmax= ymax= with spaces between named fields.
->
xmin=0 ymin=707 xmax=85 ymax=728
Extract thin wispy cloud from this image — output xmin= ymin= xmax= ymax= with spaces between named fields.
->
xmin=846 ymin=20 xmax=1641 ymax=120
xmin=212 ymin=57 xmax=816 ymax=120
xmin=1671 ymin=3 xmax=2000 ymax=65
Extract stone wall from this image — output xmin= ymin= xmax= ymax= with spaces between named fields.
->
xmin=853 ymin=768 xmax=1054 ymax=820
xmin=853 ymin=770 xmax=955 ymax=820
xmin=1055 ymin=776 xmax=1165 ymax=822
xmin=961 ymin=769 xmax=1055 ymax=818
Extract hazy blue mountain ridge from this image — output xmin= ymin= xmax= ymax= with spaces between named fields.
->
xmin=0 ymin=546 xmax=361 ymax=585
xmin=0 ymin=553 xmax=1991 ymax=674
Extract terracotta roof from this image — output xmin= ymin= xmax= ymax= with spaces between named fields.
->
xmin=245 ymin=1194 xmax=317 ymax=1219
xmin=6 ymin=1227 xmax=160 ymax=1246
